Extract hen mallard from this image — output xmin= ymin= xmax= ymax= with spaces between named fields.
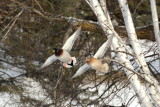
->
xmin=39 ymin=26 xmax=81 ymax=70
xmin=72 ymin=35 xmax=113 ymax=78
xmin=86 ymin=57 xmax=108 ymax=74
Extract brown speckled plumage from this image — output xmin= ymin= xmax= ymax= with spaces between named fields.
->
xmin=86 ymin=57 xmax=108 ymax=73
xmin=86 ymin=57 xmax=103 ymax=65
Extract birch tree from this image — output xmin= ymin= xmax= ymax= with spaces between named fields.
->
xmin=85 ymin=0 xmax=160 ymax=106
xmin=118 ymin=0 xmax=160 ymax=106
xmin=150 ymin=0 xmax=160 ymax=60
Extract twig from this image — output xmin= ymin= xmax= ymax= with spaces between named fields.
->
xmin=133 ymin=0 xmax=144 ymax=14
xmin=110 ymin=59 xmax=155 ymax=85
xmin=36 ymin=71 xmax=62 ymax=107
xmin=2 ymin=9 xmax=18 ymax=31
xmin=45 ymin=0 xmax=54 ymax=11
xmin=0 ymin=70 xmax=12 ymax=78
xmin=34 ymin=0 xmax=45 ymax=13
xmin=126 ymin=95 xmax=136 ymax=107
xmin=1 ymin=9 xmax=23 ymax=41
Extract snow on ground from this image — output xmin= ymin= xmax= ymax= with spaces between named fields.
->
xmin=0 ymin=60 xmax=52 ymax=106
xmin=20 ymin=77 xmax=53 ymax=104
xmin=0 ymin=77 xmax=52 ymax=107
xmin=0 ymin=49 xmax=26 ymax=79
xmin=0 ymin=92 xmax=20 ymax=107
xmin=77 ymin=83 xmax=140 ymax=107
xmin=0 ymin=40 xmax=159 ymax=107
xmin=140 ymin=40 xmax=160 ymax=72
xmin=0 ymin=63 xmax=25 ymax=79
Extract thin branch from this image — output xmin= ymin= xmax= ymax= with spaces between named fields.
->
xmin=34 ymin=0 xmax=45 ymax=13
xmin=133 ymin=0 xmax=144 ymax=14
xmin=1 ymin=9 xmax=23 ymax=41
xmin=2 ymin=9 xmax=18 ymax=31
xmin=110 ymin=59 xmax=155 ymax=86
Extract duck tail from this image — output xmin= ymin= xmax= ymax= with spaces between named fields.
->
xmin=63 ymin=57 xmax=76 ymax=68
xmin=63 ymin=63 xmax=73 ymax=68
xmin=71 ymin=57 xmax=76 ymax=66
xmin=102 ymin=63 xmax=109 ymax=73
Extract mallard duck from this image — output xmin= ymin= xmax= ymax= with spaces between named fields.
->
xmin=52 ymin=48 xmax=76 ymax=68
xmin=86 ymin=57 xmax=108 ymax=74
xmin=72 ymin=35 xmax=113 ymax=78
xmin=39 ymin=26 xmax=81 ymax=70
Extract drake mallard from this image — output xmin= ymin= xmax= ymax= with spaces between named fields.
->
xmin=52 ymin=48 xmax=76 ymax=68
xmin=72 ymin=35 xmax=113 ymax=78
xmin=39 ymin=26 xmax=81 ymax=70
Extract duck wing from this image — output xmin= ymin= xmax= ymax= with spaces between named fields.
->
xmin=94 ymin=36 xmax=113 ymax=59
xmin=72 ymin=36 xmax=113 ymax=78
xmin=72 ymin=64 xmax=90 ymax=78
xmin=39 ymin=55 xmax=57 ymax=70
xmin=62 ymin=26 xmax=81 ymax=52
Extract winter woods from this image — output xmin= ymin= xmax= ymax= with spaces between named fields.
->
xmin=0 ymin=0 xmax=160 ymax=107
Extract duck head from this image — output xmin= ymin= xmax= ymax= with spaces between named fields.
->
xmin=85 ymin=57 xmax=93 ymax=64
xmin=52 ymin=48 xmax=58 ymax=54
xmin=52 ymin=48 xmax=63 ymax=56
xmin=85 ymin=58 xmax=90 ymax=62
xmin=85 ymin=57 xmax=99 ymax=65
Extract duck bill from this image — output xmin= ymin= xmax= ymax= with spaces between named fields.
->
xmin=52 ymin=50 xmax=55 ymax=54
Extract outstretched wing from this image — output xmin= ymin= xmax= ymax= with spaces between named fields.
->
xmin=39 ymin=55 xmax=57 ymax=70
xmin=72 ymin=36 xmax=113 ymax=78
xmin=62 ymin=26 xmax=81 ymax=52
xmin=94 ymin=36 xmax=113 ymax=59
xmin=72 ymin=64 xmax=90 ymax=78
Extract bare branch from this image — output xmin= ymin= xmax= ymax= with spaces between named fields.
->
xmin=2 ymin=9 xmax=23 ymax=41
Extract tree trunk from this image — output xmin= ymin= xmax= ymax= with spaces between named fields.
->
xmin=118 ymin=0 xmax=160 ymax=106
xmin=85 ymin=0 xmax=154 ymax=106
xmin=150 ymin=0 xmax=160 ymax=60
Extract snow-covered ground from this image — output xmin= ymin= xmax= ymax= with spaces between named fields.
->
xmin=0 ymin=77 xmax=52 ymax=107
xmin=140 ymin=40 xmax=160 ymax=72
xmin=79 ymin=83 xmax=140 ymax=107
xmin=0 ymin=40 xmax=159 ymax=107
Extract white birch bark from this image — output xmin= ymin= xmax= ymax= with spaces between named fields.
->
xmin=99 ymin=0 xmax=107 ymax=17
xmin=118 ymin=0 xmax=160 ymax=106
xmin=118 ymin=0 xmax=151 ymax=74
xmin=85 ymin=0 xmax=154 ymax=106
xmin=99 ymin=0 xmax=114 ymax=29
xmin=150 ymin=0 xmax=160 ymax=60
xmin=118 ymin=0 xmax=159 ymax=80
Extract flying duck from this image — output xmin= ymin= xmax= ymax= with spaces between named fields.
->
xmin=52 ymin=48 xmax=76 ymax=68
xmin=86 ymin=57 xmax=109 ymax=74
xmin=72 ymin=35 xmax=113 ymax=78
xmin=39 ymin=26 xmax=81 ymax=70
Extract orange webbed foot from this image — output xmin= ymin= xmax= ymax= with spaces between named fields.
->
xmin=63 ymin=63 xmax=73 ymax=68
